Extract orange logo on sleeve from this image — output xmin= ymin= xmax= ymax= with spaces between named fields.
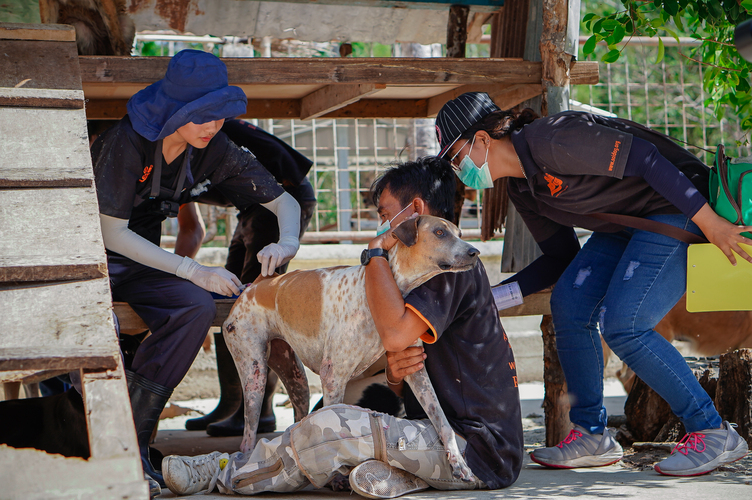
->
xmin=139 ymin=165 xmax=153 ymax=183
xmin=544 ymin=173 xmax=564 ymax=196
xmin=608 ymin=140 xmax=621 ymax=171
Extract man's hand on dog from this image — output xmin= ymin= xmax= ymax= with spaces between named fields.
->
xmin=386 ymin=345 xmax=427 ymax=386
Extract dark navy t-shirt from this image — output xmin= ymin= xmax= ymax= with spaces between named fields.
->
xmin=403 ymin=262 xmax=523 ymax=489
xmin=91 ymin=115 xmax=284 ymax=245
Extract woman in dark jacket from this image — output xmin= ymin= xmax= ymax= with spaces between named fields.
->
xmin=435 ymin=92 xmax=750 ymax=477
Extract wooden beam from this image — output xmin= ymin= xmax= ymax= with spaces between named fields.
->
xmin=0 ymin=347 xmax=119 ymax=371
xmin=0 ymin=263 xmax=106 ymax=283
xmin=497 ymin=290 xmax=551 ymax=317
xmin=80 ymin=56 xmax=585 ymax=86
xmin=300 ymin=83 xmax=386 ymax=120
xmin=426 ymin=83 xmax=543 ymax=116
xmin=324 ymin=99 xmax=428 ymax=119
xmin=0 ymin=40 xmax=82 ymax=90
xmin=0 ymin=22 xmax=76 ymax=42
xmin=0 ymin=88 xmax=84 ymax=109
xmin=114 ymin=300 xmax=238 ymax=330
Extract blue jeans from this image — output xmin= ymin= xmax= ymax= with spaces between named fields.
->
xmin=550 ymin=214 xmax=722 ymax=435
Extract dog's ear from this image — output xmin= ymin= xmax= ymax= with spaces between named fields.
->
xmin=392 ymin=215 xmax=420 ymax=247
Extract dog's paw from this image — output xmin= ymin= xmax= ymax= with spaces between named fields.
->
xmin=447 ymin=452 xmax=475 ymax=482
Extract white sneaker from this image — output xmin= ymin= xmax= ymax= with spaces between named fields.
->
xmin=162 ymin=451 xmax=229 ymax=495
xmin=530 ymin=425 xmax=623 ymax=468
xmin=349 ymin=460 xmax=429 ymax=499
xmin=655 ymin=421 xmax=748 ymax=476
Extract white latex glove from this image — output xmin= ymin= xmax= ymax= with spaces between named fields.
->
xmin=176 ymin=256 xmax=242 ymax=296
xmin=257 ymin=235 xmax=300 ymax=277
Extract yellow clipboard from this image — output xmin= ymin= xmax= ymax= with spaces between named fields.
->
xmin=686 ymin=243 xmax=752 ymax=312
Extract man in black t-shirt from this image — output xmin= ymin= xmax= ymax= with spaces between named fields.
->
xmin=161 ymin=157 xmax=523 ymax=498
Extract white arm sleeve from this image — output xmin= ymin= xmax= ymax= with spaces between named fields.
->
xmin=261 ymin=191 xmax=301 ymax=245
xmin=99 ymin=214 xmax=184 ymax=274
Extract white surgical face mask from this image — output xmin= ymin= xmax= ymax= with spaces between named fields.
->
xmin=376 ymin=203 xmax=412 ymax=236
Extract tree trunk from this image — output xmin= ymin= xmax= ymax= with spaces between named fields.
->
xmin=625 ymin=358 xmax=719 ymax=443
xmin=715 ymin=349 xmax=752 ymax=447
xmin=541 ymin=315 xmax=570 ymax=446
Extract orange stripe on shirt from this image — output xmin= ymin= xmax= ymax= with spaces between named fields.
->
xmin=405 ymin=303 xmax=438 ymax=344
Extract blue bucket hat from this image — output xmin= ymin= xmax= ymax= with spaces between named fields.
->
xmin=127 ymin=49 xmax=248 ymax=142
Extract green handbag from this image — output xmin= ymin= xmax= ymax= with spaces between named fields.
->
xmin=710 ymin=144 xmax=752 ymax=238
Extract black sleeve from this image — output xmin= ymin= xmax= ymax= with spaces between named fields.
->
xmin=91 ymin=121 xmax=147 ymax=220
xmin=207 ymin=137 xmax=286 ymax=211
xmin=501 ymin=225 xmax=580 ymax=296
xmin=221 ymin=119 xmax=313 ymax=185
xmin=623 ymin=136 xmax=707 ymax=218
xmin=524 ymin=112 xmax=633 ymax=178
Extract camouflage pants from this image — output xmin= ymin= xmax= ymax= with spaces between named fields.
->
xmin=216 ymin=404 xmax=486 ymax=495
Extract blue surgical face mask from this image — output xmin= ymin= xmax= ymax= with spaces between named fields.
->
xmin=376 ymin=203 xmax=412 ymax=236
xmin=455 ymin=136 xmax=494 ymax=190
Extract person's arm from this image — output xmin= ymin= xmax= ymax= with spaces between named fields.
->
xmin=364 ymin=228 xmax=433 ymax=353
xmin=257 ymin=191 xmax=301 ymax=276
xmin=624 ymin=137 xmax=752 ymax=265
xmin=99 ymin=214 xmax=241 ymax=296
xmin=691 ymin=204 xmax=752 ymax=265
xmin=174 ymin=202 xmax=206 ymax=258
xmin=500 ymin=225 xmax=580 ymax=296
xmin=363 ymin=220 xmax=433 ymax=394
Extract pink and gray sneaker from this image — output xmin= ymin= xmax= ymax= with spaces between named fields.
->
xmin=530 ymin=425 xmax=623 ymax=468
xmin=654 ymin=421 xmax=748 ymax=476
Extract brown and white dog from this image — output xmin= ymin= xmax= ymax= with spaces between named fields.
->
xmin=222 ymin=215 xmax=478 ymax=481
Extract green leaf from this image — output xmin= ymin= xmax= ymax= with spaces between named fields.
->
xmin=583 ymin=35 xmax=598 ymax=55
xmin=583 ymin=13 xmax=597 ymax=23
xmin=664 ymin=0 xmax=679 ymax=16
xmin=602 ymin=19 xmax=620 ymax=30
xmin=612 ymin=25 xmax=626 ymax=44
xmin=673 ymin=14 xmax=684 ymax=33
xmin=601 ymin=49 xmax=621 ymax=63
xmin=656 ymin=38 xmax=665 ymax=64
xmin=661 ymin=26 xmax=681 ymax=45
xmin=742 ymin=0 xmax=752 ymax=13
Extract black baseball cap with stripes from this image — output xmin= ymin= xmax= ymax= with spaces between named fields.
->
xmin=435 ymin=92 xmax=500 ymax=158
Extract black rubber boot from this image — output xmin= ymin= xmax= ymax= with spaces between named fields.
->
xmin=185 ymin=332 xmax=242 ymax=431
xmin=207 ymin=371 xmax=278 ymax=437
xmin=126 ymin=370 xmax=172 ymax=488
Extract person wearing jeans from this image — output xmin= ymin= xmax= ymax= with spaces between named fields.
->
xmin=434 ymin=92 xmax=750 ymax=476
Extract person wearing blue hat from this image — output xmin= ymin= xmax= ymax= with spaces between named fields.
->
xmin=90 ymin=49 xmax=302 ymax=490
xmin=434 ymin=92 xmax=750 ymax=477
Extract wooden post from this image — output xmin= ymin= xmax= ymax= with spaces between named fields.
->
xmin=715 ymin=349 xmax=752 ymax=447
xmin=446 ymin=5 xmax=469 ymax=58
xmin=540 ymin=0 xmax=576 ymax=116
xmin=541 ymin=315 xmax=571 ymax=446
xmin=446 ymin=5 xmax=470 ymax=225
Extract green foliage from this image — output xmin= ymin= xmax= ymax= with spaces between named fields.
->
xmin=350 ymin=42 xmax=394 ymax=57
xmin=582 ymin=0 xmax=752 ymax=135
